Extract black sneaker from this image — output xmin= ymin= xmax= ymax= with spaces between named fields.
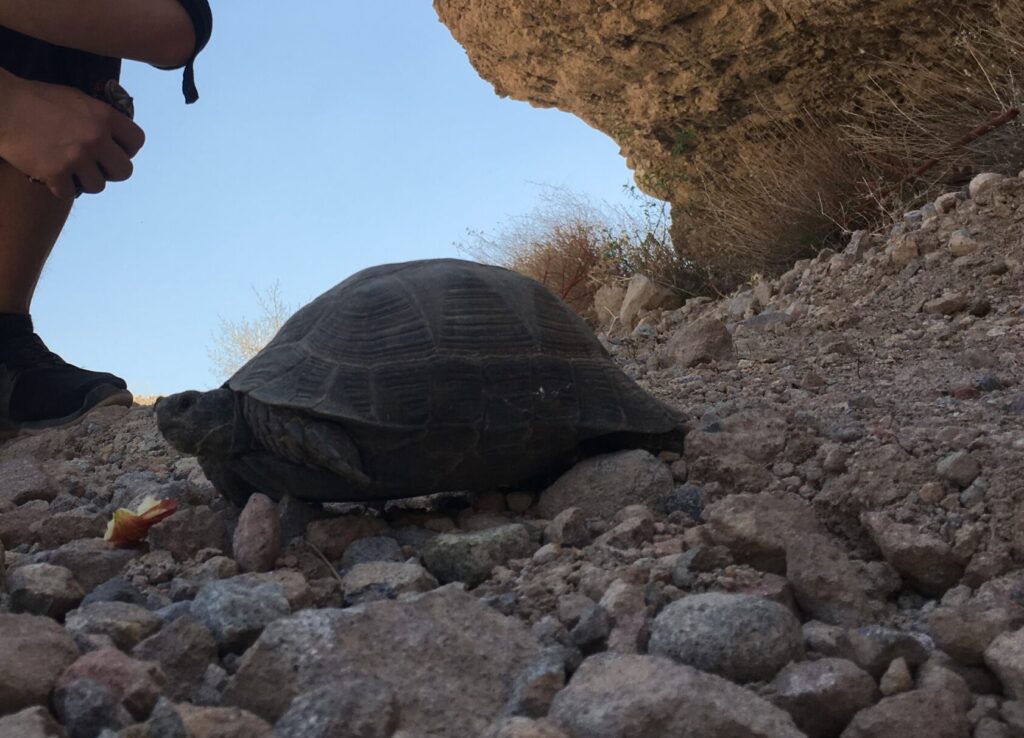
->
xmin=0 ymin=331 xmax=133 ymax=433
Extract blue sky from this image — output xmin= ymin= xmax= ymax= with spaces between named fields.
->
xmin=32 ymin=3 xmax=638 ymax=396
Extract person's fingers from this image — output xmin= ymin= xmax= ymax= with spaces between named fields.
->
xmin=44 ymin=173 xmax=77 ymax=201
xmin=74 ymin=163 xmax=107 ymax=195
xmin=110 ymin=114 xmax=145 ymax=158
xmin=96 ymin=140 xmax=134 ymax=182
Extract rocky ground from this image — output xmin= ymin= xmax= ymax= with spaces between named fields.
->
xmin=1 ymin=171 xmax=1023 ymax=738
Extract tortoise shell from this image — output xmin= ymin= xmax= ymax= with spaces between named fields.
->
xmin=229 ymin=259 xmax=680 ymax=490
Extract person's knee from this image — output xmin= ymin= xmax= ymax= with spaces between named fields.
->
xmin=145 ymin=0 xmax=198 ymax=68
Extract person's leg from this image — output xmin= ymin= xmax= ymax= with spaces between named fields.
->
xmin=0 ymin=158 xmax=72 ymax=314
xmin=0 ymin=158 xmax=132 ymax=429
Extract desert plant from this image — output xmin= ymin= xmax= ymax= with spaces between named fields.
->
xmin=209 ymin=282 xmax=292 ymax=380
xmin=843 ymin=1 xmax=1024 ymax=193
xmin=458 ymin=186 xmax=710 ymax=318
xmin=667 ymin=0 xmax=1023 ymax=288
xmin=679 ymin=115 xmax=884 ymax=287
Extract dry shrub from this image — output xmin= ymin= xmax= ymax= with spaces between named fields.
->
xmin=673 ymin=0 xmax=1023 ymax=288
xmin=459 ymin=187 xmax=709 ymax=318
xmin=843 ymin=1 xmax=1024 ymax=193
xmin=208 ymin=283 xmax=291 ymax=380
xmin=681 ymin=118 xmax=883 ymax=287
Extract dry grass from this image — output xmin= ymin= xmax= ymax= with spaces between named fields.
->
xmin=843 ymin=1 xmax=1024 ymax=192
xmin=671 ymin=0 xmax=1024 ymax=288
xmin=681 ymin=118 xmax=884 ymax=286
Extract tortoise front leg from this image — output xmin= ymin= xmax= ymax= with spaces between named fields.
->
xmin=243 ymin=398 xmax=370 ymax=490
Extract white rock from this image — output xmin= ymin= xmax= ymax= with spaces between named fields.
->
xmin=969 ymin=172 xmax=1004 ymax=199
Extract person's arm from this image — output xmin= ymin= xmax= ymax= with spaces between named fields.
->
xmin=0 ymin=68 xmax=145 ymax=199
xmin=0 ymin=0 xmax=195 ymax=68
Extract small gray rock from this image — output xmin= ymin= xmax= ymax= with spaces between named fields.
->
xmin=339 ymin=536 xmax=403 ymax=568
xmin=0 ymin=706 xmax=67 ymax=738
xmin=649 ymin=593 xmax=804 ymax=682
xmin=503 ymin=650 xmax=566 ymax=719
xmin=6 ymin=563 xmax=84 ymax=619
xmin=570 ymin=604 xmax=611 ymax=649
xmin=846 ymin=626 xmax=931 ymax=678
xmin=190 ymin=578 xmax=290 ymax=652
xmin=133 ymin=616 xmax=217 ymax=702
xmin=52 ymin=678 xmax=132 ymax=738
xmin=421 ymin=524 xmax=534 ymax=587
xmin=936 ymin=451 xmax=981 ymax=489
xmin=985 ymin=627 xmax=1024 ymax=699
xmin=273 ymin=671 xmax=398 ymax=738
xmin=770 ymin=658 xmax=877 ymax=738
xmin=64 ymin=602 xmax=161 ymax=652
xmin=544 ymin=507 xmax=591 ymax=548
xmin=80 ymin=578 xmax=148 ymax=608
xmin=340 ymin=561 xmax=438 ymax=605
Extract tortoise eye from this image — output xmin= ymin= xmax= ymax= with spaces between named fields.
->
xmin=179 ymin=395 xmax=196 ymax=411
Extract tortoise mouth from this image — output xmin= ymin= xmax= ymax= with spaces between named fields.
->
xmin=155 ymin=389 xmax=237 ymax=457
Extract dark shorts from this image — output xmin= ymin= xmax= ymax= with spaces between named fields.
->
xmin=0 ymin=0 xmax=212 ymax=103
xmin=0 ymin=28 xmax=121 ymax=97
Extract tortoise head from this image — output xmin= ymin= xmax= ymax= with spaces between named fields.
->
xmin=155 ymin=388 xmax=239 ymax=457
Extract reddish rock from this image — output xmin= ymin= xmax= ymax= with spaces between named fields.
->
xmin=705 ymin=493 xmax=820 ymax=574
xmin=233 ymin=494 xmax=281 ymax=573
xmin=839 ymin=688 xmax=969 ymax=738
xmin=0 ymin=504 xmax=49 ymax=548
xmin=57 ymin=649 xmax=165 ymax=719
xmin=0 ymin=459 xmax=56 ymax=505
xmin=785 ymin=534 xmax=874 ymax=626
xmin=544 ymin=507 xmax=590 ymax=548
xmin=304 ymin=515 xmax=389 ymax=560
xmin=666 ymin=317 xmax=735 ymax=367
xmin=177 ymin=704 xmax=274 ymax=738
xmin=30 ymin=511 xmax=106 ymax=550
xmin=0 ymin=614 xmax=79 ymax=715
xmin=861 ymin=513 xmax=963 ymax=596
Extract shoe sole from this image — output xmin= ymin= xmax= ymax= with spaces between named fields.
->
xmin=10 ymin=384 xmax=135 ymax=436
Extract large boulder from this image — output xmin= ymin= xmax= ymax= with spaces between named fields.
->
xmin=665 ymin=317 xmax=735 ymax=368
xmin=704 ymin=493 xmax=820 ymax=574
xmin=223 ymin=585 xmax=543 ymax=736
xmin=839 ymin=688 xmax=969 ymax=738
xmin=537 ymin=450 xmax=672 ymax=522
xmin=618 ymin=274 xmax=681 ymax=328
xmin=861 ymin=513 xmax=963 ymax=596
xmin=770 ymin=658 xmax=878 ymax=738
xmin=648 ymin=593 xmax=804 ymax=683
xmin=548 ymin=653 xmax=805 ymax=737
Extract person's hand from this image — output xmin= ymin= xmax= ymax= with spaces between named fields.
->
xmin=0 ymin=74 xmax=145 ymax=199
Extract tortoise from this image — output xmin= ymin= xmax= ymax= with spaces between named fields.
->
xmin=156 ymin=259 xmax=683 ymax=506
